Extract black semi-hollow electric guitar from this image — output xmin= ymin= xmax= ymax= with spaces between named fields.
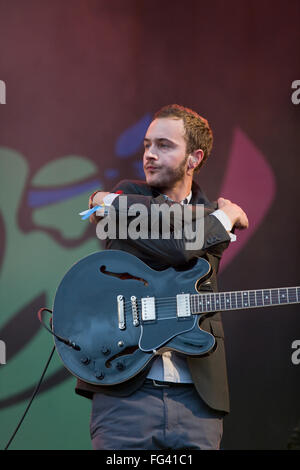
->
xmin=49 ymin=250 xmax=300 ymax=386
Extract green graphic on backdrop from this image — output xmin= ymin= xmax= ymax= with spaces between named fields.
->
xmin=0 ymin=148 xmax=103 ymax=449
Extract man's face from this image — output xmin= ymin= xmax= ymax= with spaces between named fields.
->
xmin=143 ymin=118 xmax=189 ymax=190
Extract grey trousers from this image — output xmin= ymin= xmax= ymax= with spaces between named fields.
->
xmin=90 ymin=380 xmax=224 ymax=450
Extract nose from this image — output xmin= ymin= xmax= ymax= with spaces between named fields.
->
xmin=144 ymin=144 xmax=158 ymax=161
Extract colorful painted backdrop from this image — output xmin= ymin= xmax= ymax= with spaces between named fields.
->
xmin=0 ymin=0 xmax=300 ymax=450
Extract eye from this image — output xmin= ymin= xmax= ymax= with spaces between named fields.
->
xmin=158 ymin=142 xmax=169 ymax=148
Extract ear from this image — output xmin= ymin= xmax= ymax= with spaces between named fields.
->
xmin=188 ymin=149 xmax=204 ymax=170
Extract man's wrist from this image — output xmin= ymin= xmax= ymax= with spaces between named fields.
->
xmin=103 ymin=193 xmax=120 ymax=205
xmin=89 ymin=190 xmax=101 ymax=208
xmin=210 ymin=209 xmax=237 ymax=242
xmin=211 ymin=209 xmax=233 ymax=231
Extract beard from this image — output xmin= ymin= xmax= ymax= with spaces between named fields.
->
xmin=145 ymin=155 xmax=188 ymax=192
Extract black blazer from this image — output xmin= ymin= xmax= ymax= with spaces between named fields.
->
xmin=75 ymin=179 xmax=231 ymax=413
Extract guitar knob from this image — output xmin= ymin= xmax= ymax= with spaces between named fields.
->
xmin=95 ymin=371 xmax=105 ymax=380
xmin=116 ymin=361 xmax=125 ymax=371
xmin=80 ymin=356 xmax=90 ymax=365
xmin=101 ymin=347 xmax=111 ymax=355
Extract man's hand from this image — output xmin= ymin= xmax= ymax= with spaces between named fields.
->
xmin=217 ymin=197 xmax=249 ymax=230
xmin=88 ymin=191 xmax=110 ymax=224
xmin=90 ymin=191 xmax=110 ymax=207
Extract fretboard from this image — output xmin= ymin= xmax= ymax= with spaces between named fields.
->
xmin=190 ymin=287 xmax=300 ymax=314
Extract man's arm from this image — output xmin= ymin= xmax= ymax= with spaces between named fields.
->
xmin=90 ymin=181 xmax=248 ymax=229
xmin=88 ymin=182 xmax=248 ymax=265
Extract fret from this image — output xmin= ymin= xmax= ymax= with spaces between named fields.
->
xmin=231 ymin=292 xmax=237 ymax=309
xmin=271 ymin=289 xmax=279 ymax=305
xmin=288 ymin=287 xmax=297 ymax=303
xmin=225 ymin=293 xmax=231 ymax=309
xmin=202 ymin=294 xmax=206 ymax=312
xmin=215 ymin=293 xmax=220 ymax=310
xmin=263 ymin=289 xmax=271 ymax=305
xmin=199 ymin=295 xmax=203 ymax=313
xmin=249 ymin=291 xmax=256 ymax=307
xmin=236 ymin=292 xmax=242 ymax=309
xmin=196 ymin=295 xmax=200 ymax=313
xmin=196 ymin=295 xmax=202 ymax=313
xmin=210 ymin=293 xmax=216 ymax=312
xmin=206 ymin=294 xmax=211 ymax=312
xmin=256 ymin=290 xmax=263 ymax=307
xmin=220 ymin=293 xmax=225 ymax=310
xmin=297 ymin=288 xmax=300 ymax=302
xmin=191 ymin=295 xmax=195 ymax=314
xmin=242 ymin=291 xmax=249 ymax=307
xmin=279 ymin=288 xmax=288 ymax=304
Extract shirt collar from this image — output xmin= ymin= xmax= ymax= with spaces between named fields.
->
xmin=162 ymin=190 xmax=192 ymax=204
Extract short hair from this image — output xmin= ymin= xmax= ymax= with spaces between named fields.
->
xmin=154 ymin=104 xmax=213 ymax=171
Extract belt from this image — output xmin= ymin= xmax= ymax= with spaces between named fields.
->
xmin=145 ymin=379 xmax=194 ymax=388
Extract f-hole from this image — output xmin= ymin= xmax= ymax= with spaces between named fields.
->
xmin=105 ymin=346 xmax=139 ymax=368
xmin=99 ymin=265 xmax=149 ymax=286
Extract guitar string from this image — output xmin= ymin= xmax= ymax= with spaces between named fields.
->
xmin=111 ymin=290 xmax=300 ymax=324
xmin=119 ymin=294 xmax=300 ymax=316
xmin=122 ymin=287 xmax=298 ymax=300
xmin=115 ymin=287 xmax=300 ymax=321
xmin=122 ymin=297 xmax=299 ymax=309
xmin=122 ymin=291 xmax=299 ymax=308
xmin=121 ymin=288 xmax=299 ymax=307
xmin=115 ymin=298 xmax=300 ymax=322
xmin=121 ymin=298 xmax=299 ymax=313
xmin=118 ymin=300 xmax=300 ymax=322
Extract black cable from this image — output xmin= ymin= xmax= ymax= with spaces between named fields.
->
xmin=3 ymin=345 xmax=56 ymax=450
xmin=38 ymin=308 xmax=80 ymax=351
xmin=4 ymin=307 xmax=81 ymax=450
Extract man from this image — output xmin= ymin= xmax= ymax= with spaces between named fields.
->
xmin=76 ymin=104 xmax=248 ymax=450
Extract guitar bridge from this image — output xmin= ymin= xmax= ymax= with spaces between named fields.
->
xmin=117 ymin=295 xmax=126 ymax=330
xmin=131 ymin=296 xmax=139 ymax=326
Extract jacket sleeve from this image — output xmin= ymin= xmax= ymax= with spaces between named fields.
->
xmin=103 ymin=180 xmax=231 ymax=269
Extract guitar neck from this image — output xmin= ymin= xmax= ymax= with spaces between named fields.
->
xmin=191 ymin=287 xmax=300 ymax=314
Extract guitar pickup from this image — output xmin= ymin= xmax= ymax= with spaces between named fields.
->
xmin=176 ymin=294 xmax=191 ymax=318
xmin=141 ymin=297 xmax=156 ymax=321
